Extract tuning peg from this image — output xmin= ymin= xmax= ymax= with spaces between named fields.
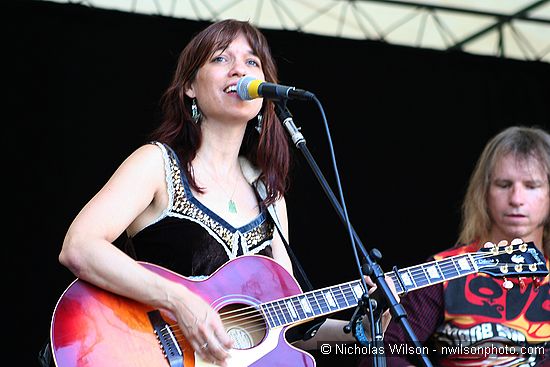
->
xmin=515 ymin=264 xmax=523 ymax=273
xmin=529 ymin=264 xmax=538 ymax=272
xmin=505 ymin=245 xmax=514 ymax=254
xmin=500 ymin=265 xmax=509 ymax=274
xmin=497 ymin=239 xmax=508 ymax=247
xmin=502 ymin=278 xmax=514 ymax=290
xmin=519 ymin=243 xmax=527 ymax=252
xmin=511 ymin=238 xmax=523 ymax=246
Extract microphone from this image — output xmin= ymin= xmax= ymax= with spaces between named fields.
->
xmin=236 ymin=76 xmax=315 ymax=101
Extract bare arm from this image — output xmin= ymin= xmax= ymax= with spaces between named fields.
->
xmin=59 ymin=144 xmax=232 ymax=365
xmin=60 ymin=145 xmax=166 ymax=301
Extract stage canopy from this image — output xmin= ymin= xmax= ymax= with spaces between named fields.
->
xmin=42 ymin=0 xmax=550 ymax=62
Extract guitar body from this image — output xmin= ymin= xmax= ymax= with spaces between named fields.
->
xmin=50 ymin=255 xmax=316 ymax=367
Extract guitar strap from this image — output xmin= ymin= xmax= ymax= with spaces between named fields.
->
xmin=254 ymin=179 xmax=314 ymax=291
xmin=254 ymin=179 xmax=327 ymax=341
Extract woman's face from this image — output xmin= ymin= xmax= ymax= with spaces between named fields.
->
xmin=487 ymin=153 xmax=550 ymax=246
xmin=186 ymin=33 xmax=265 ymax=125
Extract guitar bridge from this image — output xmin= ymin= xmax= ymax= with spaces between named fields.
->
xmin=148 ymin=310 xmax=184 ymax=367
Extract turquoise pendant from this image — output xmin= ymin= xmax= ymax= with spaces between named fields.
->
xmin=228 ymin=199 xmax=237 ymax=214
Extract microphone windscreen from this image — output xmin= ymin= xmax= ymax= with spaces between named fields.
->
xmin=237 ymin=76 xmax=262 ymax=100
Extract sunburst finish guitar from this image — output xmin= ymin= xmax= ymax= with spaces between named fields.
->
xmin=50 ymin=241 xmax=548 ymax=367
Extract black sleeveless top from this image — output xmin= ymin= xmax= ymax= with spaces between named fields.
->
xmin=127 ymin=142 xmax=275 ymax=277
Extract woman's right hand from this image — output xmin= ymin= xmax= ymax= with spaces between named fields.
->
xmin=172 ymin=289 xmax=234 ymax=366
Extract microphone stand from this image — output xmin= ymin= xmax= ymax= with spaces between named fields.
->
xmin=274 ymin=100 xmax=432 ymax=367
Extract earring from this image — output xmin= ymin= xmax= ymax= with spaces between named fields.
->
xmin=255 ymin=113 xmax=263 ymax=133
xmin=191 ymin=98 xmax=201 ymax=124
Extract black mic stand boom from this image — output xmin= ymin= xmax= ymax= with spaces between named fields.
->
xmin=274 ymin=100 xmax=432 ymax=367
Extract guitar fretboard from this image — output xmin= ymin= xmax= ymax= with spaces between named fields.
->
xmin=386 ymin=252 xmax=477 ymax=295
xmin=260 ymin=253 xmax=479 ymax=328
xmin=260 ymin=280 xmax=365 ymax=328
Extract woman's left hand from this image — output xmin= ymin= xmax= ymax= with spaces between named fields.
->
xmin=363 ymin=275 xmax=400 ymax=333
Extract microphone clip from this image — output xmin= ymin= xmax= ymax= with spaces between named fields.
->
xmin=274 ymin=101 xmax=305 ymax=147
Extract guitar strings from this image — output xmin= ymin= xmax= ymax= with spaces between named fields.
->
xmin=391 ymin=249 xmax=538 ymax=283
xmin=167 ymin=287 xmax=351 ymax=340
xmin=222 ymin=247 xmax=535 ymax=324
xmin=388 ymin=247 xmax=541 ymax=293
xmin=167 ymin=274 xmax=391 ymax=341
xmin=218 ymin=251 xmax=537 ymax=330
xmin=175 ymin=248 xmax=536 ymax=332
xmin=168 ymin=279 xmax=372 ymax=342
xmin=212 ymin=248 xmax=544 ymax=338
xmin=164 ymin=246 xmax=541 ymax=349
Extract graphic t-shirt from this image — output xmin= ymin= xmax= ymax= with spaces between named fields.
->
xmin=431 ymin=242 xmax=549 ymax=366
xmin=360 ymin=241 xmax=549 ymax=367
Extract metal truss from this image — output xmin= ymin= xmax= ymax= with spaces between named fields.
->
xmin=40 ymin=0 xmax=550 ymax=62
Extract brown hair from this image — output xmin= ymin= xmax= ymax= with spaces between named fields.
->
xmin=150 ymin=19 xmax=290 ymax=205
xmin=458 ymin=125 xmax=550 ymax=253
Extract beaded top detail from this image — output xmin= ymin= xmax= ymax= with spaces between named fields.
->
xmin=150 ymin=142 xmax=275 ymax=260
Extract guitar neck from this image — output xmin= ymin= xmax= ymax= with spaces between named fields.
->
xmin=386 ymin=252 xmax=478 ymax=295
xmin=260 ymin=279 xmax=365 ymax=328
xmin=260 ymin=253 xmax=480 ymax=328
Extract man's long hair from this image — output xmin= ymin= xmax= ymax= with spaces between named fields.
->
xmin=458 ymin=126 xmax=550 ymax=254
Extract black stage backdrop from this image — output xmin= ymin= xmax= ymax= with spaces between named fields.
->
xmin=6 ymin=1 xmax=550 ymax=366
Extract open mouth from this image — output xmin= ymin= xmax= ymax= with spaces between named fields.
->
xmin=224 ymin=85 xmax=237 ymax=93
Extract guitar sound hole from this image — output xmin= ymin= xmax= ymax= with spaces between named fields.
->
xmin=219 ymin=303 xmax=267 ymax=350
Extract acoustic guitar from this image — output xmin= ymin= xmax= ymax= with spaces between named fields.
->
xmin=50 ymin=241 xmax=548 ymax=367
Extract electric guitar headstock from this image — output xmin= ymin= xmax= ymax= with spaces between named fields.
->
xmin=474 ymin=240 xmax=548 ymax=282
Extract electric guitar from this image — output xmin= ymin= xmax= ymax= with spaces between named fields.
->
xmin=50 ymin=241 xmax=548 ymax=367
